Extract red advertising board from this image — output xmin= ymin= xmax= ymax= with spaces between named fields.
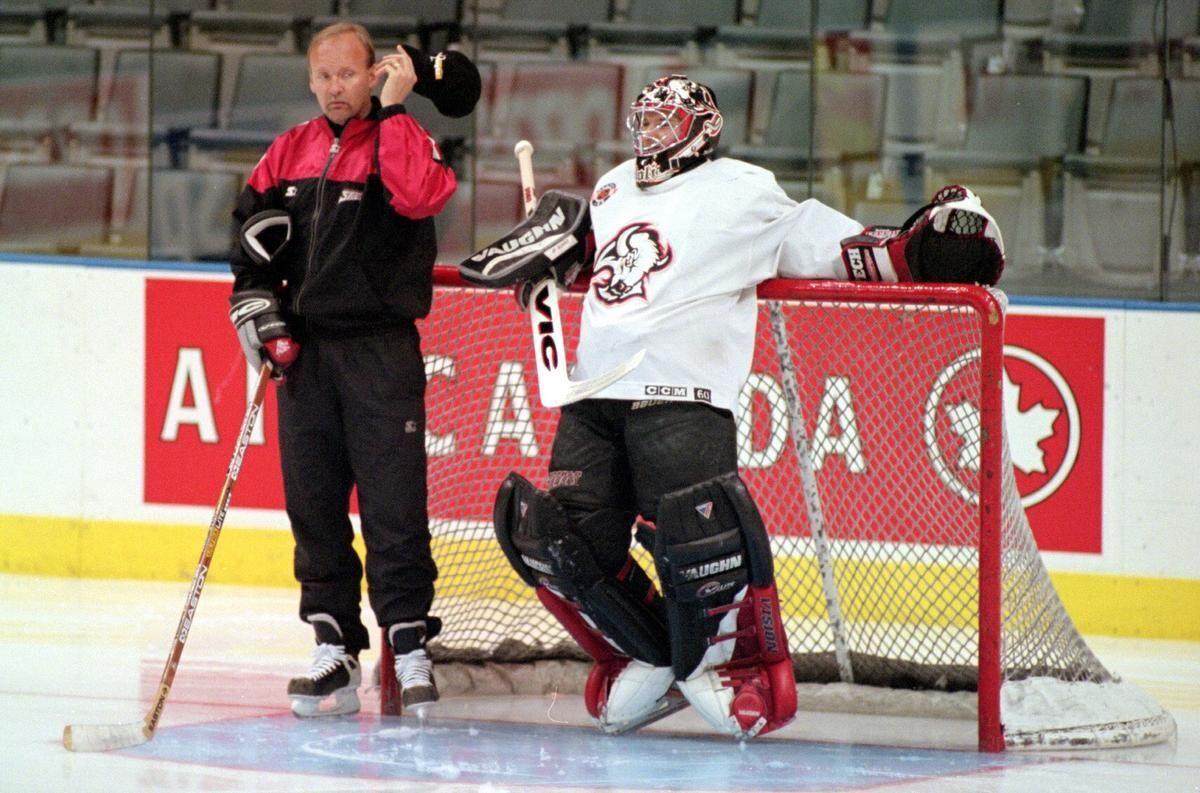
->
xmin=144 ymin=277 xmax=1103 ymax=554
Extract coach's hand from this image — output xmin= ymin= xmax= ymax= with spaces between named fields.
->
xmin=229 ymin=289 xmax=300 ymax=380
xmin=374 ymin=45 xmax=417 ymax=108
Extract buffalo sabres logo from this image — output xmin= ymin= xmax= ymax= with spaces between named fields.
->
xmin=591 ymin=182 xmax=617 ymax=207
xmin=592 ymin=222 xmax=672 ymax=303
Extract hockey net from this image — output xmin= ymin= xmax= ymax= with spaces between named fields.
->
xmin=379 ymin=266 xmax=1174 ymax=751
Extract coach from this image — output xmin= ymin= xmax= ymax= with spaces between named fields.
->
xmin=226 ymin=22 xmax=479 ymax=716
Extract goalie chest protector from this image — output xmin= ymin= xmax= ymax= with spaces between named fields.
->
xmin=572 ymin=157 xmax=862 ymax=412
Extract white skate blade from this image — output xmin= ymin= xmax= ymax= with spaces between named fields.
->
xmin=63 ymin=721 xmax=149 ymax=752
xmin=289 ymin=688 xmax=360 ymax=718
xmin=600 ymin=695 xmax=690 ymax=736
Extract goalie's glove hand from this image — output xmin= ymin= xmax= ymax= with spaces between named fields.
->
xmin=229 ymin=289 xmax=300 ymax=380
xmin=512 ymin=259 xmax=587 ymax=312
xmin=840 ymin=185 xmax=1005 ymax=286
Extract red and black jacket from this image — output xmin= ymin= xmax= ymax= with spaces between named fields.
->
xmin=230 ymin=97 xmax=457 ymax=334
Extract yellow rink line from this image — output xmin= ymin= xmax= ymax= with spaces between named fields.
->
xmin=2 ymin=514 xmax=1197 ymax=641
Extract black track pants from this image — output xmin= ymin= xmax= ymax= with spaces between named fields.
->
xmin=277 ymin=323 xmax=437 ymax=654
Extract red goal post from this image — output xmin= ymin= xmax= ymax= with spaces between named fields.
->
xmin=378 ymin=266 xmax=1173 ymax=753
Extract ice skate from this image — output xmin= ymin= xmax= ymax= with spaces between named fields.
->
xmin=287 ymin=613 xmax=361 ymax=717
xmin=596 ymin=660 xmax=684 ymax=735
xmin=389 ymin=618 xmax=441 ymax=711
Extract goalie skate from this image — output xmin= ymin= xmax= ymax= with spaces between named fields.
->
xmin=601 ymin=694 xmax=690 ymax=735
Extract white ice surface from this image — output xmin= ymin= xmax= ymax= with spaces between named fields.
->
xmin=5 ymin=574 xmax=1198 ymax=793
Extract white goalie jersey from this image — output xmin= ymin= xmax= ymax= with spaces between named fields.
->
xmin=572 ymin=157 xmax=867 ymax=412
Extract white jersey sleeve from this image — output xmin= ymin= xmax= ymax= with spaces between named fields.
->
xmin=571 ymin=158 xmax=866 ymax=412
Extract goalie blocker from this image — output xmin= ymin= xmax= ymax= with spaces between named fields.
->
xmin=841 ymin=185 xmax=1005 ymax=286
xmin=458 ymin=190 xmax=592 ymax=292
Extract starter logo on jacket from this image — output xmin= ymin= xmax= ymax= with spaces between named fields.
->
xmin=592 ymin=222 xmax=672 ymax=303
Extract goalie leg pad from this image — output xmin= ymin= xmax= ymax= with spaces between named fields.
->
xmin=493 ymin=472 xmax=671 ymax=668
xmin=654 ymin=473 xmax=796 ymax=738
xmin=495 ymin=473 xmax=675 ymax=730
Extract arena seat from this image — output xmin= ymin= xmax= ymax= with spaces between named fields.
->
xmin=713 ymin=0 xmax=870 ymax=63
xmin=1062 ymin=77 xmax=1200 ymax=296
xmin=730 ymin=68 xmax=885 ymax=210
xmin=924 ymin=73 xmax=1088 ymax=293
xmin=0 ymin=43 xmax=98 ymax=162
xmin=1044 ymin=0 xmax=1200 ymax=72
xmin=469 ymin=0 xmax=610 ymax=57
xmin=0 ymin=162 xmax=112 ymax=252
xmin=588 ymin=0 xmax=737 ymax=59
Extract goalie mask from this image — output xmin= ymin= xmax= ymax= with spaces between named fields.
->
xmin=627 ymin=75 xmax=723 ymax=188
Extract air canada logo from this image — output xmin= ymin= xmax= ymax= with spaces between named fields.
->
xmin=592 ymin=222 xmax=672 ymax=303
xmin=924 ymin=345 xmax=1080 ymax=508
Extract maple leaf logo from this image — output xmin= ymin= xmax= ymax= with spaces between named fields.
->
xmin=939 ymin=370 xmax=1060 ymax=475
xmin=1003 ymin=370 xmax=1059 ymax=475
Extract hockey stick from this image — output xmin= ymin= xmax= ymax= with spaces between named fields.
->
xmin=513 ymin=140 xmax=644 ymax=407
xmin=63 ymin=361 xmax=274 ymax=752
xmin=766 ymin=303 xmax=854 ymax=684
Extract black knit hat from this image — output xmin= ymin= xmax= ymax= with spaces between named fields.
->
xmin=402 ymin=45 xmax=481 ymax=118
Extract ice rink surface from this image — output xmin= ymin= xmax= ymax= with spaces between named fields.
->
xmin=5 ymin=573 xmax=1197 ymax=793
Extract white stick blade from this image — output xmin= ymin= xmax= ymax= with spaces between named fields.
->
xmin=542 ymin=348 xmax=646 ymax=408
xmin=63 ymin=721 xmax=149 ymax=752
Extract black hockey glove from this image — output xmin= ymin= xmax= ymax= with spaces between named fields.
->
xmin=840 ymin=185 xmax=1005 ymax=285
xmin=240 ymin=209 xmax=291 ymax=266
xmin=229 ymin=289 xmax=299 ymax=379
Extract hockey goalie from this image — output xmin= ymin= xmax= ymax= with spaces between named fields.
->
xmin=460 ymin=74 xmax=1005 ymax=738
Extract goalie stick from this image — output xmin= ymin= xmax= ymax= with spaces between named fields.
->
xmin=513 ymin=140 xmax=644 ymax=407
xmin=62 ymin=361 xmax=273 ymax=752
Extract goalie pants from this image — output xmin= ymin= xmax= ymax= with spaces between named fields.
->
xmin=277 ymin=322 xmax=437 ymax=655
xmin=548 ymin=399 xmax=739 ymax=577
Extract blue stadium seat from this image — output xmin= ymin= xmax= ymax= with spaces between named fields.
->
xmin=64 ymin=3 xmax=173 ymax=48
xmin=730 ymin=69 xmax=885 ymax=211
xmin=470 ymin=0 xmax=609 ymax=56
xmin=588 ymin=0 xmax=737 ymax=58
xmin=188 ymin=0 xmax=333 ymax=54
xmin=1061 ymin=77 xmax=1199 ymax=296
xmin=0 ymin=0 xmax=51 ymax=44
xmin=924 ymin=73 xmax=1088 ymax=293
xmin=848 ymin=0 xmax=1002 ymax=66
xmin=186 ymin=52 xmax=312 ymax=174
xmin=69 ymin=48 xmax=220 ymax=166
xmin=1044 ymin=0 xmax=1200 ymax=71
xmin=0 ymin=44 xmax=98 ymax=161
xmin=714 ymin=0 xmax=870 ymax=62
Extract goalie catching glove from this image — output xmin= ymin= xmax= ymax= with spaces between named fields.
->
xmin=841 ymin=185 xmax=1005 ymax=286
xmin=458 ymin=190 xmax=593 ymax=305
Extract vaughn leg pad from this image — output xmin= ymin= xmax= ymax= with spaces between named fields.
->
xmin=493 ymin=473 xmax=676 ymax=731
xmin=654 ymin=473 xmax=796 ymax=738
